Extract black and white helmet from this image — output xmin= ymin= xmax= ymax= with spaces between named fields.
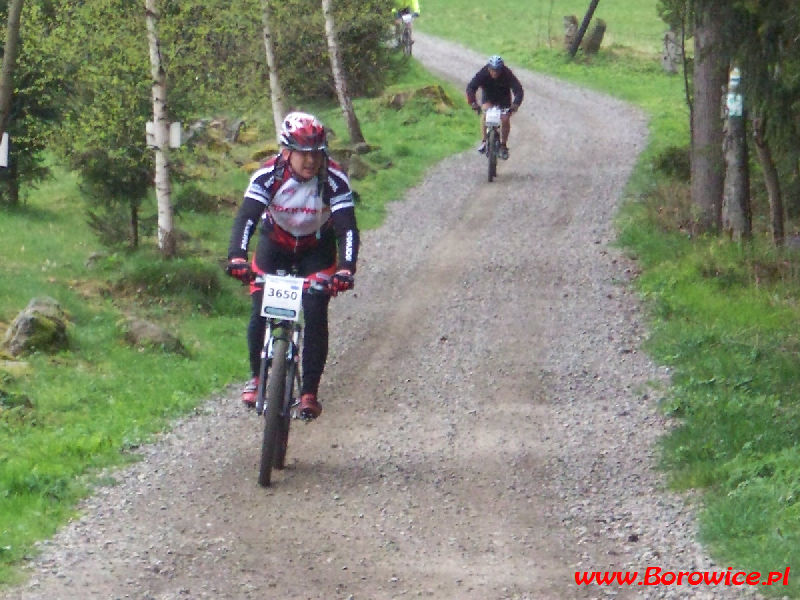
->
xmin=487 ymin=55 xmax=504 ymax=69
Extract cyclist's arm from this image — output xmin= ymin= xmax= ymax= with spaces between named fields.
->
xmin=330 ymin=206 xmax=359 ymax=273
xmin=465 ymin=72 xmax=483 ymax=105
xmin=509 ymin=72 xmax=524 ymax=107
xmin=326 ymin=162 xmax=360 ymax=272
xmin=228 ymin=196 xmax=263 ymax=260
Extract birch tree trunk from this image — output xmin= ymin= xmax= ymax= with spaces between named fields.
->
xmin=753 ymin=116 xmax=785 ymax=246
xmin=260 ymin=0 xmax=286 ymax=139
xmin=145 ymin=0 xmax=176 ymax=258
xmin=321 ymin=0 xmax=365 ymax=146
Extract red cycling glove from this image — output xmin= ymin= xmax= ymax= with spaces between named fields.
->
xmin=226 ymin=258 xmax=252 ymax=283
xmin=330 ymin=269 xmax=354 ymax=295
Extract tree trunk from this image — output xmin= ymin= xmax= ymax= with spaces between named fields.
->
xmin=690 ymin=0 xmax=726 ymax=232
xmin=661 ymin=31 xmax=682 ymax=74
xmin=130 ymin=203 xmax=139 ymax=249
xmin=753 ymin=116 xmax=784 ymax=246
xmin=722 ymin=68 xmax=751 ymax=241
xmin=260 ymin=0 xmax=286 ymax=139
xmin=722 ymin=115 xmax=751 ymax=241
xmin=320 ymin=0 xmax=365 ymax=146
xmin=0 ymin=0 xmax=23 ymax=142
xmin=145 ymin=0 xmax=176 ymax=258
xmin=4 ymin=159 xmax=19 ymax=205
xmin=567 ymin=0 xmax=600 ymax=58
xmin=0 ymin=0 xmax=24 ymax=206
xmin=681 ymin=18 xmax=693 ymax=139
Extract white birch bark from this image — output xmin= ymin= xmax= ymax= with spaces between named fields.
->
xmin=321 ymin=0 xmax=365 ymax=145
xmin=260 ymin=0 xmax=286 ymax=139
xmin=146 ymin=0 xmax=175 ymax=257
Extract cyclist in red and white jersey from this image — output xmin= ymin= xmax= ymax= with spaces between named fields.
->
xmin=226 ymin=111 xmax=360 ymax=419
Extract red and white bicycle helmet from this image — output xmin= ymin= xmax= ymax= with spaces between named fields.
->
xmin=279 ymin=111 xmax=328 ymax=152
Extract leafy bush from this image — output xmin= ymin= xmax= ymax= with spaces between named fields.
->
xmin=271 ymin=0 xmax=393 ymax=101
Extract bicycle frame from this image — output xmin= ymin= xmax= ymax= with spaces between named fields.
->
xmin=484 ymin=106 xmax=506 ymax=182
xmin=254 ymin=274 xmax=304 ymax=417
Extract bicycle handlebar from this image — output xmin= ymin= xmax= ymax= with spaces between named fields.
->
xmin=253 ymin=274 xmax=333 ymax=296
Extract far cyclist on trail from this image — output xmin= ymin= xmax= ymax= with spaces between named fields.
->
xmin=393 ymin=0 xmax=420 ymax=41
xmin=225 ymin=111 xmax=360 ymax=420
xmin=466 ymin=55 xmax=523 ymax=160
xmin=393 ymin=0 xmax=420 ymax=21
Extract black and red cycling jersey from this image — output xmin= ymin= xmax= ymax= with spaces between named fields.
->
xmin=227 ymin=154 xmax=359 ymax=274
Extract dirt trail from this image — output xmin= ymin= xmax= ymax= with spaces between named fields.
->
xmin=2 ymin=34 xmax=761 ymax=600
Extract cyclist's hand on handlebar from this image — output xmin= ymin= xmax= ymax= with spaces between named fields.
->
xmin=471 ymin=102 xmax=481 ymax=115
xmin=330 ymin=269 xmax=354 ymax=295
xmin=226 ymin=258 xmax=252 ymax=283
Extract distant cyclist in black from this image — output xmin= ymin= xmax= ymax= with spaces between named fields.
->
xmin=466 ymin=55 xmax=523 ymax=160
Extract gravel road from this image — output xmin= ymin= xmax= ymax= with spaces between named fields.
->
xmin=2 ymin=34 xmax=771 ymax=600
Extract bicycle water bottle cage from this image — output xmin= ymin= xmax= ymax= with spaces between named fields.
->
xmin=485 ymin=107 xmax=502 ymax=127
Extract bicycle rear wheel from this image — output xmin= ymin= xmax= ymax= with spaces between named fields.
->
xmin=487 ymin=129 xmax=498 ymax=182
xmin=258 ymin=337 xmax=288 ymax=487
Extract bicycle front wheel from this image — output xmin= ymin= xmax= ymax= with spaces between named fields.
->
xmin=273 ymin=356 xmax=297 ymax=470
xmin=258 ymin=337 xmax=288 ymax=487
xmin=487 ymin=128 xmax=498 ymax=182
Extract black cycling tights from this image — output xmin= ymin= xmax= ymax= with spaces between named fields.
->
xmin=247 ymin=290 xmax=331 ymax=396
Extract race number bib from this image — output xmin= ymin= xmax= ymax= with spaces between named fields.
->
xmin=260 ymin=275 xmax=304 ymax=320
xmin=485 ymin=106 xmax=502 ymax=127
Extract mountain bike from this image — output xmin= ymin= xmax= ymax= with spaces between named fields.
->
xmin=398 ymin=12 xmax=415 ymax=56
xmin=484 ymin=106 xmax=509 ymax=183
xmin=253 ymin=271 xmax=330 ymax=487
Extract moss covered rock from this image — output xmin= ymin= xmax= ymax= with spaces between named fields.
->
xmin=1 ymin=297 xmax=69 ymax=357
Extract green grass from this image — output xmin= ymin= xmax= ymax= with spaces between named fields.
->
xmin=419 ymin=0 xmax=666 ymax=56
xmin=617 ymin=223 xmax=800 ymax=592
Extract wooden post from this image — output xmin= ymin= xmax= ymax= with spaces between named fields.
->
xmin=568 ymin=0 xmax=600 ymax=58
